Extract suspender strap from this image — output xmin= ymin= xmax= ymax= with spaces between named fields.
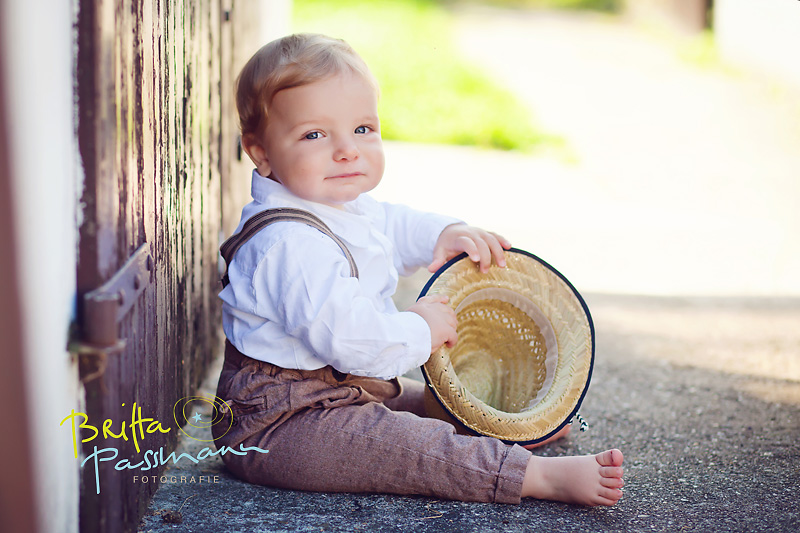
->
xmin=219 ymin=207 xmax=359 ymax=288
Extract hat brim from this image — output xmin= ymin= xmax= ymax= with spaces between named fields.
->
xmin=419 ymin=248 xmax=594 ymax=446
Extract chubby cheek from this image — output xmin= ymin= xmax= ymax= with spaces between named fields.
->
xmin=368 ymin=146 xmax=386 ymax=181
xmin=289 ymin=156 xmax=317 ymax=181
xmin=274 ymin=151 xmax=316 ymax=185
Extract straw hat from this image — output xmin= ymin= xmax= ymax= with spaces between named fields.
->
xmin=419 ymin=248 xmax=594 ymax=446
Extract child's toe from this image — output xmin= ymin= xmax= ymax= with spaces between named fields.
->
xmin=599 ymin=465 xmax=624 ymax=479
xmin=596 ymin=449 xmax=624 ymax=467
xmin=600 ymin=476 xmax=624 ymax=489
xmin=597 ymin=487 xmax=623 ymax=505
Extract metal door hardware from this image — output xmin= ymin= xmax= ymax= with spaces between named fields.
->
xmin=72 ymin=243 xmax=154 ymax=381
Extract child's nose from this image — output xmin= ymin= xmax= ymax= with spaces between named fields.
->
xmin=333 ymin=137 xmax=359 ymax=161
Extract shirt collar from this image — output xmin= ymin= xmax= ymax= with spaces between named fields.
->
xmin=249 ymin=170 xmax=374 ymax=246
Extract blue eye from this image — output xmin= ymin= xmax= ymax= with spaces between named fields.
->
xmin=355 ymin=126 xmax=369 ymax=134
xmin=304 ymin=132 xmax=321 ymax=140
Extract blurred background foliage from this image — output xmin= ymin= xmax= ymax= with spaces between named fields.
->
xmin=293 ymin=0 xmax=574 ymax=151
xmin=472 ymin=0 xmax=620 ymax=11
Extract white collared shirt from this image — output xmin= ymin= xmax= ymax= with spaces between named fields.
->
xmin=220 ymin=171 xmax=461 ymax=379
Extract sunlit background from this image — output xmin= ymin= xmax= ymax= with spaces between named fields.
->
xmin=291 ymin=0 xmax=800 ymax=297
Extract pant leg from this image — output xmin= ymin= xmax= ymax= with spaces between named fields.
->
xmin=219 ymin=389 xmax=531 ymax=503
xmin=383 ymin=376 xmax=426 ymax=417
xmin=213 ymin=344 xmax=531 ymax=504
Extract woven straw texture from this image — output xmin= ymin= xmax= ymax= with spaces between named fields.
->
xmin=421 ymin=250 xmax=593 ymax=444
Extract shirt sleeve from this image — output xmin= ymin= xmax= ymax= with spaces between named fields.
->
xmin=378 ymin=201 xmax=463 ymax=276
xmin=251 ymin=225 xmax=432 ymax=379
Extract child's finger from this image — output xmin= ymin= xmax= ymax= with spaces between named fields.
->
xmin=427 ymin=249 xmax=448 ymax=272
xmin=418 ymin=294 xmax=449 ymax=305
xmin=443 ymin=305 xmax=457 ymax=329
xmin=485 ymin=234 xmax=507 ymax=268
xmin=489 ymin=231 xmax=512 ymax=250
xmin=427 ymin=260 xmax=443 ymax=273
xmin=455 ymin=235 xmax=482 ymax=265
xmin=445 ymin=326 xmax=459 ymax=347
xmin=470 ymin=237 xmax=492 ymax=273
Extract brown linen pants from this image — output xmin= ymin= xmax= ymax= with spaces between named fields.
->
xmin=212 ymin=341 xmax=532 ymax=503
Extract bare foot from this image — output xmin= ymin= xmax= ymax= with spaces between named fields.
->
xmin=523 ymin=425 xmax=571 ymax=450
xmin=522 ymin=449 xmax=624 ymax=506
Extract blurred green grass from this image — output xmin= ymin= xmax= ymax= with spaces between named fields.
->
xmin=292 ymin=0 xmax=560 ymax=151
xmin=470 ymin=0 xmax=620 ymax=12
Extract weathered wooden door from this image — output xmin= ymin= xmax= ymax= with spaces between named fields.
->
xmin=74 ymin=1 xmax=247 ymax=531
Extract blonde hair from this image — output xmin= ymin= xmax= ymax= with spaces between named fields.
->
xmin=236 ymin=33 xmax=378 ymax=137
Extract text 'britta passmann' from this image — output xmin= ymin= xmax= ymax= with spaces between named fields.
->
xmin=60 ymin=399 xmax=268 ymax=494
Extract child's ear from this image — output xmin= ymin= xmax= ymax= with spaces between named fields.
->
xmin=241 ymin=133 xmax=272 ymax=177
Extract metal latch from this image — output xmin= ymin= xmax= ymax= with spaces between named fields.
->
xmin=72 ymin=243 xmax=154 ymax=382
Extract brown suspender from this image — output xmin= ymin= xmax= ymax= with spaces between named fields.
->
xmin=219 ymin=207 xmax=359 ymax=288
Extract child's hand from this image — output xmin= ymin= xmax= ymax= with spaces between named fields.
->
xmin=429 ymin=224 xmax=512 ymax=274
xmin=408 ymin=295 xmax=458 ymax=353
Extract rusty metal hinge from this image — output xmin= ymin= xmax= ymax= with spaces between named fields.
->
xmin=71 ymin=243 xmax=154 ymax=382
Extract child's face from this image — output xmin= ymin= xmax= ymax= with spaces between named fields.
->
xmin=247 ymin=72 xmax=384 ymax=209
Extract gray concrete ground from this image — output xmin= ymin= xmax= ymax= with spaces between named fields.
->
xmin=140 ymin=7 xmax=800 ymax=532
xmin=139 ymin=290 xmax=800 ymax=533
